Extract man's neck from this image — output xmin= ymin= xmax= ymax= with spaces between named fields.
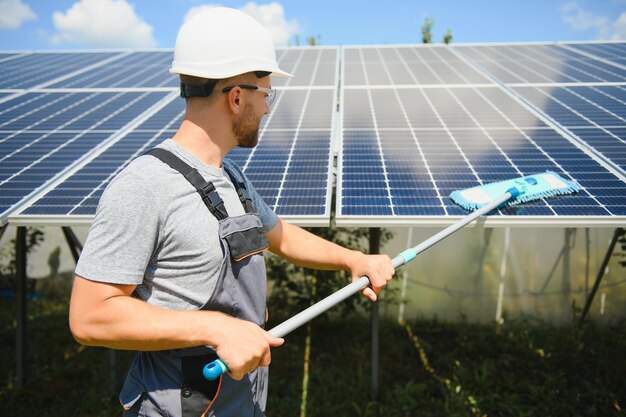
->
xmin=172 ymin=119 xmax=233 ymax=168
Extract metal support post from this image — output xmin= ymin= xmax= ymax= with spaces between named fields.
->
xmin=495 ymin=228 xmax=510 ymax=324
xmin=580 ymin=228 xmax=624 ymax=324
xmin=15 ymin=226 xmax=27 ymax=388
xmin=369 ymin=227 xmax=381 ymax=417
xmin=398 ymin=227 xmax=413 ymax=324
xmin=62 ymin=226 xmax=83 ymax=263
xmin=562 ymin=229 xmax=573 ymax=311
xmin=538 ymin=229 xmax=575 ymax=295
xmin=473 ymin=228 xmax=493 ymax=291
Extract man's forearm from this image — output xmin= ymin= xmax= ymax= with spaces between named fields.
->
xmin=267 ymin=220 xmax=360 ymax=271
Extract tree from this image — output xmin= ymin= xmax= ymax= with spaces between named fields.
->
xmin=421 ymin=17 xmax=434 ymax=44
xmin=421 ymin=17 xmax=454 ymax=44
xmin=305 ymin=35 xmax=321 ymax=46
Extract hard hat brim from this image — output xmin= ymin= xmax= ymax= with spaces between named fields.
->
xmin=170 ymin=61 xmax=293 ymax=79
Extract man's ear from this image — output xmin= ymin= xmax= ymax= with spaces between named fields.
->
xmin=226 ymin=87 xmax=242 ymax=114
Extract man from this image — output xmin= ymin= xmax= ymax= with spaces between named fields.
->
xmin=69 ymin=7 xmax=394 ymax=417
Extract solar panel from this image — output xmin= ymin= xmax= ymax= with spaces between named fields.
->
xmin=561 ymin=42 xmax=626 ymax=67
xmin=0 ymin=53 xmax=20 ymax=61
xmin=0 ymin=91 xmax=170 ymax=224
xmin=514 ymin=85 xmax=626 ymax=174
xmin=272 ymin=47 xmax=338 ymax=87
xmin=11 ymin=47 xmax=339 ymax=226
xmin=0 ymin=52 xmax=120 ymax=89
xmin=343 ymin=45 xmax=492 ymax=86
xmin=47 ymin=51 xmax=177 ymax=88
xmin=454 ymin=43 xmax=626 ymax=84
xmin=337 ymin=44 xmax=626 ymax=226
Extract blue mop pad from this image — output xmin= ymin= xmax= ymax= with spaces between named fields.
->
xmin=450 ymin=171 xmax=580 ymax=211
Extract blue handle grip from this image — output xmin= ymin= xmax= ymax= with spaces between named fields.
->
xmin=203 ymin=358 xmax=228 ymax=380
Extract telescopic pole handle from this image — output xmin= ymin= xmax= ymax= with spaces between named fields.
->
xmin=202 ymin=191 xmax=513 ymax=380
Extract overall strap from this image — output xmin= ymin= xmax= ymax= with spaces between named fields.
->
xmin=144 ymin=148 xmax=229 ymax=220
xmin=223 ymin=163 xmax=254 ymax=214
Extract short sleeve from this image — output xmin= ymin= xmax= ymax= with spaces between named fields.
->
xmin=75 ymin=160 xmax=163 ymax=284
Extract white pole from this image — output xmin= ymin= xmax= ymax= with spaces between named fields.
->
xmin=495 ymin=228 xmax=510 ymax=324
xmin=398 ymin=227 xmax=413 ymax=323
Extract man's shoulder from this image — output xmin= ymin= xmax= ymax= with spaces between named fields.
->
xmin=103 ymin=153 xmax=179 ymax=200
xmin=117 ymin=153 xmax=176 ymax=181
xmin=222 ymin=158 xmax=245 ymax=180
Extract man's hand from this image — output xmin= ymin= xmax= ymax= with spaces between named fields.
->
xmin=346 ymin=251 xmax=395 ymax=301
xmin=214 ymin=317 xmax=284 ymax=380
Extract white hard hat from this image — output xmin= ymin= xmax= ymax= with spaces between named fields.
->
xmin=170 ymin=7 xmax=292 ymax=79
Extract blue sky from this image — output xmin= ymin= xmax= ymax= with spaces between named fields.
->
xmin=0 ymin=0 xmax=625 ymax=51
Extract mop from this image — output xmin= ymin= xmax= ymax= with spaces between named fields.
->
xmin=203 ymin=171 xmax=580 ymax=380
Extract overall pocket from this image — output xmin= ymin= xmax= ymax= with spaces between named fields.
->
xmin=180 ymin=353 xmax=222 ymax=416
xmin=220 ymin=214 xmax=269 ymax=262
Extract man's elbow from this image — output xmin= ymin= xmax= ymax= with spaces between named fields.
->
xmin=68 ymin=307 xmax=100 ymax=346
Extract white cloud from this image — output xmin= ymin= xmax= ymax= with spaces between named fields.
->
xmin=239 ymin=2 xmax=299 ymax=45
xmin=183 ymin=2 xmax=299 ymax=46
xmin=51 ymin=0 xmax=157 ymax=48
xmin=610 ymin=12 xmax=626 ymax=40
xmin=0 ymin=0 xmax=36 ymax=30
xmin=183 ymin=4 xmax=222 ymax=22
xmin=561 ymin=2 xmax=626 ymax=40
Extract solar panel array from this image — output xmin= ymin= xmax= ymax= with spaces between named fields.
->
xmin=1 ymin=42 xmax=625 ymax=228
xmin=337 ymin=42 xmax=626 ymax=226
xmin=4 ymin=47 xmax=338 ymax=226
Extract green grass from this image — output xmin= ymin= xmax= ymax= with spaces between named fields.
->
xmin=1 ymin=285 xmax=625 ymax=417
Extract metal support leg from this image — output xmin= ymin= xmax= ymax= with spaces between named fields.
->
xmin=398 ymin=228 xmax=413 ymax=324
xmin=369 ymin=227 xmax=381 ymax=417
xmin=585 ymin=228 xmax=590 ymax=297
xmin=495 ymin=228 xmax=510 ymax=324
xmin=562 ymin=229 xmax=574 ymax=312
xmin=580 ymin=228 xmax=624 ymax=325
xmin=15 ymin=226 xmax=27 ymax=388
xmin=473 ymin=228 xmax=493 ymax=291
xmin=62 ymin=227 xmax=83 ymax=263
xmin=538 ymin=229 xmax=575 ymax=295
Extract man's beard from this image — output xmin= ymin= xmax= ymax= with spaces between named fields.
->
xmin=233 ymin=103 xmax=261 ymax=148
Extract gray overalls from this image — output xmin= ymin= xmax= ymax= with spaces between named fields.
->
xmin=120 ymin=148 xmax=270 ymax=417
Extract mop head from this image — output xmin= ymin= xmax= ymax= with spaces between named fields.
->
xmin=450 ymin=171 xmax=580 ymax=211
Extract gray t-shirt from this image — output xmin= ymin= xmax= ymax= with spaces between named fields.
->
xmin=75 ymin=139 xmax=278 ymax=310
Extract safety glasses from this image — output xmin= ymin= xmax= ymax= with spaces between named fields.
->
xmin=222 ymin=84 xmax=277 ymax=107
